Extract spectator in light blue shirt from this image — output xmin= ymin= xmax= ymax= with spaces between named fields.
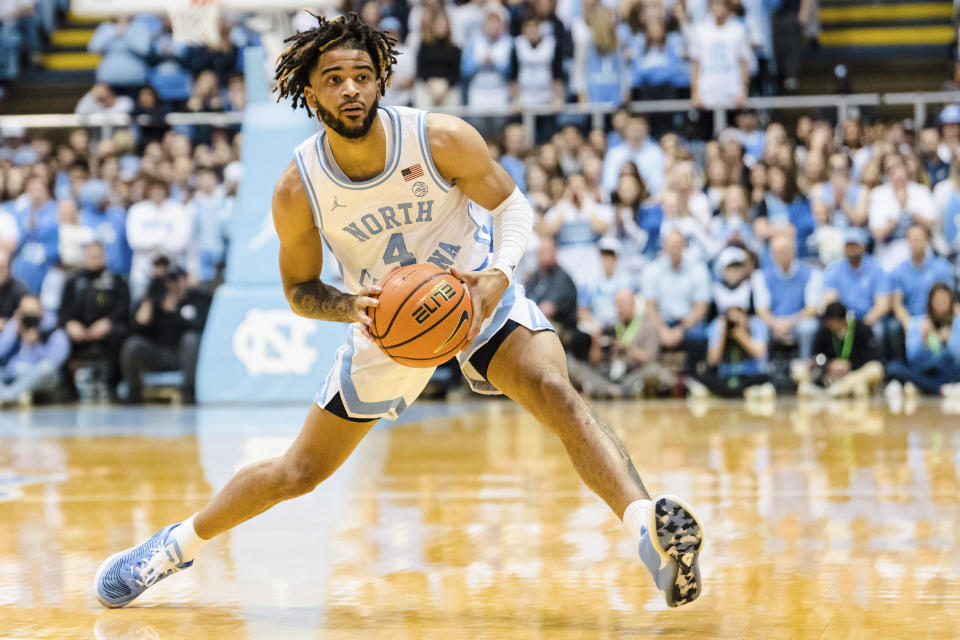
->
xmin=10 ymin=175 xmax=59 ymax=293
xmin=0 ymin=295 xmax=69 ymax=404
xmin=602 ymin=114 xmax=665 ymax=196
xmin=754 ymin=230 xmax=822 ymax=358
xmin=885 ymin=283 xmax=960 ymax=396
xmin=499 ymin=123 xmax=527 ymax=193
xmin=78 ymin=180 xmax=131 ymax=277
xmin=822 ymin=227 xmax=891 ymax=344
xmin=890 ymin=225 xmax=953 ymax=326
xmin=642 ymin=230 xmax=711 ymax=371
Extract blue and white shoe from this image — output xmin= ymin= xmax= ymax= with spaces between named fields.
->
xmin=638 ymin=495 xmax=704 ymax=607
xmin=93 ymin=524 xmax=193 ymax=608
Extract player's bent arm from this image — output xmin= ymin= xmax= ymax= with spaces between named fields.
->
xmin=272 ymin=162 xmax=374 ymax=324
xmin=428 ymin=113 xmax=533 ymax=281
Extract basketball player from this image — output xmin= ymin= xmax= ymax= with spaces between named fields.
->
xmin=95 ymin=14 xmax=703 ymax=609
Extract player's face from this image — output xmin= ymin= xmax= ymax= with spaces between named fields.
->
xmin=306 ymin=48 xmax=380 ymax=139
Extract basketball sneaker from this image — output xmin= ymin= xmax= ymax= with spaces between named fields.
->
xmin=93 ymin=524 xmax=193 ymax=608
xmin=638 ymin=495 xmax=704 ymax=607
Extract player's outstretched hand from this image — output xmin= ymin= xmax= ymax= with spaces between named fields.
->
xmin=449 ymin=267 xmax=509 ymax=346
xmin=354 ymin=285 xmax=382 ymax=339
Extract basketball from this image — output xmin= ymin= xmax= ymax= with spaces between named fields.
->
xmin=370 ymin=264 xmax=472 ymax=368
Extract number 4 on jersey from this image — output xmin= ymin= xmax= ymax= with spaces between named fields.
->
xmin=383 ymin=232 xmax=416 ymax=267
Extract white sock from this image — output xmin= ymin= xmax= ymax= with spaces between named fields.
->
xmin=171 ymin=514 xmax=208 ymax=562
xmin=622 ymin=498 xmax=654 ymax=545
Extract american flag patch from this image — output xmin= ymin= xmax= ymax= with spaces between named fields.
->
xmin=401 ymin=164 xmax=424 ymax=181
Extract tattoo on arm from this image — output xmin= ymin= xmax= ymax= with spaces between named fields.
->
xmin=290 ymin=281 xmax=356 ymax=322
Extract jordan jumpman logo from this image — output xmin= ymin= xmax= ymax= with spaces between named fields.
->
xmin=331 ymin=196 xmax=345 ymax=211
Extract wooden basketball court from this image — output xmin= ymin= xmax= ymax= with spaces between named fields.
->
xmin=1 ymin=397 xmax=959 ymax=639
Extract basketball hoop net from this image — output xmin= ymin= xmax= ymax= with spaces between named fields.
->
xmin=169 ymin=0 xmax=221 ymax=47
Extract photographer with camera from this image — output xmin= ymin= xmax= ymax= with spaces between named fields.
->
xmin=0 ymin=295 xmax=70 ymax=406
xmin=692 ymin=305 xmax=774 ymax=399
xmin=120 ymin=262 xmax=209 ymax=404
xmin=793 ymin=301 xmax=883 ymax=398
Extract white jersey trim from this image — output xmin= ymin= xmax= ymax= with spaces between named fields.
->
xmin=416 ymin=110 xmax=454 ymax=193
xmin=314 ymin=106 xmax=402 ymax=191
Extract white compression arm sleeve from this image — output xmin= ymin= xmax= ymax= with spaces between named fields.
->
xmin=488 ymin=187 xmax=533 ymax=283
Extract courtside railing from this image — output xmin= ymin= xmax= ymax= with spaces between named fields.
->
xmin=2 ymin=90 xmax=960 ymax=143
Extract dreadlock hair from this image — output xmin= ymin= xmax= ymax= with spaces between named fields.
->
xmin=275 ymin=12 xmax=399 ymax=119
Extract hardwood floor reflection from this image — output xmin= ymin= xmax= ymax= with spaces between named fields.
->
xmin=0 ymin=399 xmax=958 ymax=639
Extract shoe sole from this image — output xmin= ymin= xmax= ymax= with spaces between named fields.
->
xmin=649 ymin=495 xmax=704 ymax=607
xmin=93 ymin=549 xmax=133 ymax=608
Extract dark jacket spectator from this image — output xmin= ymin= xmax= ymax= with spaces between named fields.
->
xmin=121 ymin=266 xmax=209 ymax=403
xmin=59 ymin=241 xmax=130 ymax=396
xmin=0 ymin=248 xmax=28 ymax=332
xmin=525 ymin=237 xmax=579 ymax=335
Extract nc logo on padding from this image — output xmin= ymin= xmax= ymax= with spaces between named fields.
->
xmin=232 ymin=309 xmax=318 ymax=376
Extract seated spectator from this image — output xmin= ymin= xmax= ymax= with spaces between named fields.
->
xmin=918 ymin=128 xmax=949 ymax=186
xmin=704 ymin=159 xmax=730 ymax=213
xmin=869 ymin=154 xmax=936 ymax=271
xmin=499 ymin=123 xmax=527 ymax=192
xmin=79 ymin=180 xmax=131 ymax=277
xmin=87 ymin=16 xmax=153 ymax=87
xmin=794 ymin=301 xmax=883 ymax=398
xmin=0 ymin=248 xmax=27 ymax=332
xmin=461 ymin=4 xmax=512 ymax=112
xmin=188 ymin=167 xmax=229 ymax=282
xmin=642 ymin=230 xmax=710 ymax=372
xmin=568 ymin=288 xmax=668 ymax=397
xmin=602 ymin=114 xmax=665 ymax=197
xmin=885 ymin=283 xmax=960 ymax=398
xmin=10 ymin=175 xmax=58 ymax=293
xmin=0 ymin=295 xmax=69 ymax=406
xmin=754 ymin=230 xmax=821 ymax=358
xmin=710 ymin=185 xmax=758 ymax=257
xmin=126 ymin=179 xmax=194 ymax=299
xmin=380 ymin=17 xmax=415 ymax=107
xmin=689 ymin=0 xmax=750 ymax=111
xmin=57 ymin=199 xmax=93 ymax=269
xmin=810 ymin=153 xmax=868 ymax=229
xmin=711 ymin=245 xmax=754 ymax=315
xmin=692 ymin=305 xmax=773 ymax=399
xmin=754 ymin=163 xmax=816 ymax=261
xmin=74 ymin=84 xmax=135 ymax=117
xmin=577 ymin=238 xmax=632 ymax=355
xmin=822 ymin=228 xmax=890 ymax=336
xmin=607 ymin=171 xmax=651 ymax=273
xmin=415 ymin=10 xmax=462 ymax=109
xmin=890 ymin=225 xmax=951 ymax=325
xmin=525 ymin=236 xmax=586 ymax=357
xmin=59 ymin=241 xmax=129 ymax=401
xmin=121 ymin=265 xmax=207 ymax=404
xmin=539 ymin=173 xmax=612 ymax=288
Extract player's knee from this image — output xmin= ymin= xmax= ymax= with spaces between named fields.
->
xmin=538 ymin=370 xmax=573 ymax=407
xmin=279 ymin=460 xmax=327 ymax=498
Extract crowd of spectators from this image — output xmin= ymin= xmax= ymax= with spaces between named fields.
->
xmin=0 ymin=0 xmax=59 ymax=87
xmin=345 ymin=0 xmax=817 ymax=140
xmin=0 ymin=121 xmax=238 ymax=406
xmin=504 ymin=104 xmax=960 ymax=404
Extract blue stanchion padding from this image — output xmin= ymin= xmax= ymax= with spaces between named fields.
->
xmin=197 ymin=46 xmax=344 ymax=403
xmin=196 ymin=285 xmax=344 ymax=404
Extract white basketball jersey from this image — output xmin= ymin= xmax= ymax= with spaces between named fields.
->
xmin=292 ymin=106 xmax=492 ymax=293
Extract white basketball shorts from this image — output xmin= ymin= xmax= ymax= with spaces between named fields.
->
xmin=314 ymin=281 xmax=554 ymax=420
